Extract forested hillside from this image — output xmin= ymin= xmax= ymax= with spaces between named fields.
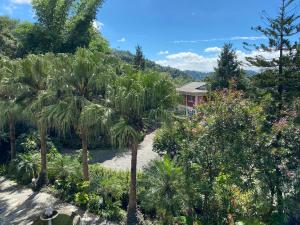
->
xmin=113 ymin=49 xmax=193 ymax=78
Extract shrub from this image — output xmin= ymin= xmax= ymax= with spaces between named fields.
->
xmin=52 ymin=163 xmax=129 ymax=222
xmin=139 ymin=158 xmax=185 ymax=225
xmin=53 ymin=176 xmax=81 ymax=202
xmin=47 ymin=147 xmax=82 ymax=183
xmin=16 ymin=131 xmax=39 ymax=153
xmin=16 ymin=130 xmax=56 ymax=153
xmin=7 ymin=151 xmax=40 ymax=184
xmin=0 ymin=164 xmax=7 ymax=176
xmin=153 ymin=122 xmax=187 ymax=158
xmin=89 ymin=164 xmax=129 ymax=222
xmin=75 ymin=192 xmax=90 ymax=208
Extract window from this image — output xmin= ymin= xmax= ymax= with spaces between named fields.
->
xmin=187 ymin=95 xmax=195 ymax=102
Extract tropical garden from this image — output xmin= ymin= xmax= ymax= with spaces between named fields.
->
xmin=0 ymin=0 xmax=300 ymax=224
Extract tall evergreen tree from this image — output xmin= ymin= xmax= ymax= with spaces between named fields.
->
xmin=210 ymin=43 xmax=244 ymax=90
xmin=246 ymin=0 xmax=300 ymax=216
xmin=133 ymin=45 xmax=145 ymax=71
xmin=246 ymin=0 xmax=300 ymax=107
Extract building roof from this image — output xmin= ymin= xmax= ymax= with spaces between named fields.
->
xmin=176 ymin=82 xmax=208 ymax=94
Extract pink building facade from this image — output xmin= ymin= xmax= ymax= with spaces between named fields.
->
xmin=176 ymin=82 xmax=208 ymax=116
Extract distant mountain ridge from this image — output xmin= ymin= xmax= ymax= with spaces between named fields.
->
xmin=112 ymin=49 xmax=257 ymax=81
xmin=184 ymin=70 xmax=213 ymax=80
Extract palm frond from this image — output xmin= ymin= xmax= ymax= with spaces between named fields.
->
xmin=111 ymin=119 xmax=140 ymax=149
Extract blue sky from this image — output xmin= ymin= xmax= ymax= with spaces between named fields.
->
xmin=1 ymin=0 xmax=299 ymax=72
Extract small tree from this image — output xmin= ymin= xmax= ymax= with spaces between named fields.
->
xmin=134 ymin=45 xmax=145 ymax=71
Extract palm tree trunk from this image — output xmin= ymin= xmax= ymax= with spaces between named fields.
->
xmin=40 ymin=127 xmax=47 ymax=175
xmin=81 ymin=132 xmax=89 ymax=181
xmin=8 ymin=113 xmax=16 ymax=160
xmin=126 ymin=144 xmax=138 ymax=225
xmin=34 ymin=126 xmax=48 ymax=189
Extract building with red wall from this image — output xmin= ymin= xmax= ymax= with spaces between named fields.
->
xmin=176 ymin=82 xmax=208 ymax=116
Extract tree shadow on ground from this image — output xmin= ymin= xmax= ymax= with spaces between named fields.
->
xmin=0 ymin=191 xmax=40 ymax=224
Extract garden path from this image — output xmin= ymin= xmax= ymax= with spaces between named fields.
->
xmin=89 ymin=131 xmax=159 ymax=170
xmin=0 ymin=177 xmax=115 ymax=225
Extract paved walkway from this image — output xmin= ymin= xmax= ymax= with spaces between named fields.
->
xmin=62 ymin=131 xmax=159 ymax=171
xmin=0 ymin=178 xmax=114 ymax=225
xmin=91 ymin=131 xmax=159 ymax=170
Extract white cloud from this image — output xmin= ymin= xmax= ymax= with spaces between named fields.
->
xmin=204 ymin=47 xmax=222 ymax=53
xmin=231 ymin=36 xmax=267 ymax=41
xmin=173 ymin=36 xmax=267 ymax=44
xmin=117 ymin=37 xmax=126 ymax=43
xmin=156 ymin=49 xmax=279 ymax=72
xmin=158 ymin=50 xmax=169 ymax=55
xmin=92 ymin=20 xmax=104 ymax=31
xmin=156 ymin=52 xmax=218 ymax=73
xmin=236 ymin=49 xmax=279 ymax=71
xmin=10 ymin=0 xmax=31 ymax=4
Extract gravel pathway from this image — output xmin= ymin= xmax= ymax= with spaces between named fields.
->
xmin=62 ymin=131 xmax=159 ymax=171
xmin=100 ymin=131 xmax=159 ymax=170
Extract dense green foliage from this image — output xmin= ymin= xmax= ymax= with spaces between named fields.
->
xmin=31 ymin=0 xmax=105 ymax=53
xmin=0 ymin=17 xmax=21 ymax=58
xmin=0 ymin=0 xmax=109 ymax=57
xmin=153 ymin=91 xmax=300 ymax=225
xmin=139 ymin=158 xmax=185 ymax=225
xmin=0 ymin=47 xmax=178 ymax=224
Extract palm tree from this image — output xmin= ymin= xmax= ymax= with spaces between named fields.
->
xmin=141 ymin=158 xmax=184 ymax=225
xmin=18 ymin=54 xmax=56 ymax=185
xmin=0 ymin=57 xmax=23 ymax=160
xmin=43 ymin=49 xmax=114 ymax=181
xmin=110 ymin=70 xmax=178 ymax=224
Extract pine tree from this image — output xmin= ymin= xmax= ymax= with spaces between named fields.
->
xmin=211 ymin=43 xmax=245 ymax=90
xmin=245 ymin=0 xmax=300 ymax=107
xmin=134 ymin=45 xmax=145 ymax=71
